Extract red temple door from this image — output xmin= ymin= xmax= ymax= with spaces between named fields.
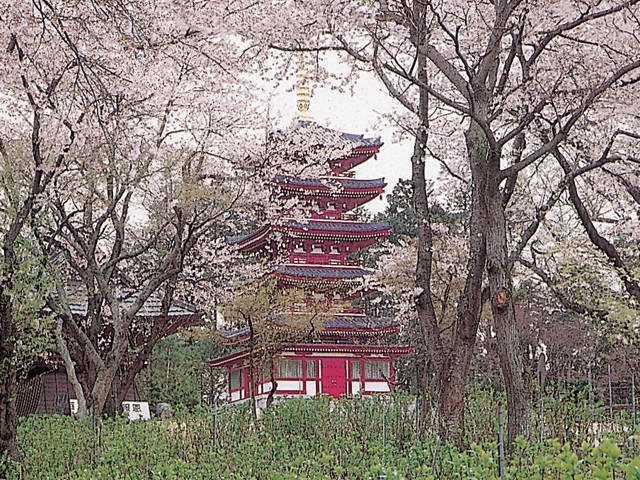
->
xmin=321 ymin=358 xmax=347 ymax=398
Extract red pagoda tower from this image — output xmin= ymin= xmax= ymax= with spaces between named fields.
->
xmin=210 ymin=121 xmax=411 ymax=404
xmin=210 ymin=75 xmax=410 ymax=404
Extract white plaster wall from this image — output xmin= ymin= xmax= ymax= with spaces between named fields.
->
xmin=351 ymin=382 xmax=361 ymax=395
xmin=277 ymin=380 xmax=304 ymax=392
xmin=364 ymin=381 xmax=390 ymax=393
xmin=306 ymin=381 xmax=316 ymax=396
xmin=231 ymin=390 xmax=243 ymax=402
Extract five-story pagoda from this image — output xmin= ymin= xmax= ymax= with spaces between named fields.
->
xmin=210 ymin=71 xmax=410 ymax=405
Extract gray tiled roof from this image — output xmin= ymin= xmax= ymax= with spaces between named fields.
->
xmin=323 ymin=316 xmax=398 ymax=329
xmin=228 ymin=220 xmax=388 ymax=247
xmin=218 ymin=315 xmax=398 ymax=340
xmin=277 ymin=265 xmax=371 ymax=279
xmin=274 ymin=175 xmax=386 ymax=190
xmin=227 ymin=224 xmax=270 ymax=245
xmin=282 ymin=220 xmax=389 ymax=234
xmin=218 ymin=327 xmax=251 ymax=340
xmin=60 ymin=285 xmax=200 ymax=319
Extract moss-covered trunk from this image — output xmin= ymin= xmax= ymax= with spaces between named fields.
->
xmin=0 ymin=295 xmax=17 ymax=466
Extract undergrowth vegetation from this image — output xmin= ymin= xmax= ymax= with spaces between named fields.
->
xmin=4 ymin=387 xmax=640 ymax=479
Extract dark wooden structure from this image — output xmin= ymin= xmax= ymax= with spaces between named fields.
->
xmin=16 ymin=366 xmax=142 ymax=417
xmin=16 ymin=290 xmax=201 ymax=416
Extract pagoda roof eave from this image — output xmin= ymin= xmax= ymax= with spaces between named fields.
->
xmin=227 ymin=224 xmax=271 ymax=250
xmin=320 ymin=326 xmax=399 ymax=336
xmin=209 ymin=348 xmax=253 ymax=368
xmin=277 ymin=265 xmax=372 ymax=280
xmin=228 ymin=221 xmax=390 ymax=250
xmin=216 ymin=314 xmax=399 ymax=344
xmin=273 ymin=175 xmax=387 ymax=192
xmin=279 ymin=220 xmax=390 ymax=238
xmin=291 ymin=344 xmax=412 ymax=355
xmin=209 ymin=343 xmax=413 ymax=368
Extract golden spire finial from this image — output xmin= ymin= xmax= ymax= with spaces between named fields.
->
xmin=296 ymin=60 xmax=313 ymax=122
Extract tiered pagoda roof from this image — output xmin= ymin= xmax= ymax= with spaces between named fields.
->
xmin=229 ymin=220 xmax=389 ymax=253
xmin=274 ymin=175 xmax=386 ymax=201
xmin=224 ymin=121 xmax=393 ymax=340
xmin=282 ymin=220 xmax=389 ymax=236
xmin=291 ymin=121 xmax=382 ymax=150
xmin=275 ymin=265 xmax=372 ymax=291
xmin=290 ymin=121 xmax=383 ymax=175
xmin=217 ymin=313 xmax=400 ymax=344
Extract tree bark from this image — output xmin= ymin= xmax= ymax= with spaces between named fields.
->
xmin=0 ymin=297 xmax=18 ymax=465
xmin=90 ymin=360 xmax=122 ymax=417
xmin=55 ymin=316 xmax=87 ymax=418
xmin=410 ymin=34 xmax=443 ymax=438
xmin=435 ymin=120 xmax=489 ymax=446
xmin=438 ymin=179 xmax=487 ymax=447
xmin=483 ymin=130 xmax=533 ymax=445
xmin=0 ymin=364 xmax=17 ymax=464
xmin=485 ymin=203 xmax=533 ymax=445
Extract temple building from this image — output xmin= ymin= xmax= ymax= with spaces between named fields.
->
xmin=16 ymin=288 xmax=201 ymax=419
xmin=210 ymin=115 xmax=411 ymax=404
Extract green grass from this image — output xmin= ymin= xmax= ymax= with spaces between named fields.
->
xmin=4 ymin=390 xmax=640 ymax=479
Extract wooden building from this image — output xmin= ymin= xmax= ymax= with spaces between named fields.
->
xmin=210 ymin=120 xmax=411 ymax=404
xmin=16 ymin=290 xmax=201 ymax=418
xmin=16 ymin=366 xmax=143 ymax=417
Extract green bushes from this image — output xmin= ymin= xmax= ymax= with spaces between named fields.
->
xmin=4 ymin=392 xmax=640 ymax=479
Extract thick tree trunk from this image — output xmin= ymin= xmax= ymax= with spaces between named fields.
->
xmin=119 ymin=361 xmax=145 ymax=414
xmin=485 ymin=181 xmax=533 ymax=446
xmin=55 ymin=317 xmax=87 ymax=418
xmin=410 ymin=23 xmax=445 ymax=438
xmin=438 ymin=349 xmax=474 ymax=446
xmin=90 ymin=362 xmax=121 ymax=417
xmin=0 ymin=368 xmax=17 ymax=464
xmin=88 ymin=334 xmax=130 ymax=417
xmin=438 ymin=213 xmax=486 ymax=446
xmin=408 ymin=11 xmax=488 ymax=443
xmin=437 ymin=124 xmax=489 ymax=447
xmin=463 ymin=110 xmax=533 ymax=447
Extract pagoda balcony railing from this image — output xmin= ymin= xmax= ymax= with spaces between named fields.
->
xmin=290 ymin=253 xmax=329 ymax=265
xmin=310 ymin=212 xmax=357 ymax=221
xmin=335 ymin=307 xmax=364 ymax=315
xmin=289 ymin=253 xmax=361 ymax=267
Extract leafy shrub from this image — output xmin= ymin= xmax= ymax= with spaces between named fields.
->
xmin=6 ymin=392 xmax=640 ymax=479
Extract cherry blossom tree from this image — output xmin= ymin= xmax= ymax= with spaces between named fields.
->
xmin=0 ymin=0 xmax=281 ymax=459
xmin=0 ymin=142 xmax=59 ymax=464
xmin=29 ymin=1 xmax=273 ymax=421
xmin=0 ymin=0 xmax=98 ymax=461
xmin=228 ymin=0 xmax=640 ymax=447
